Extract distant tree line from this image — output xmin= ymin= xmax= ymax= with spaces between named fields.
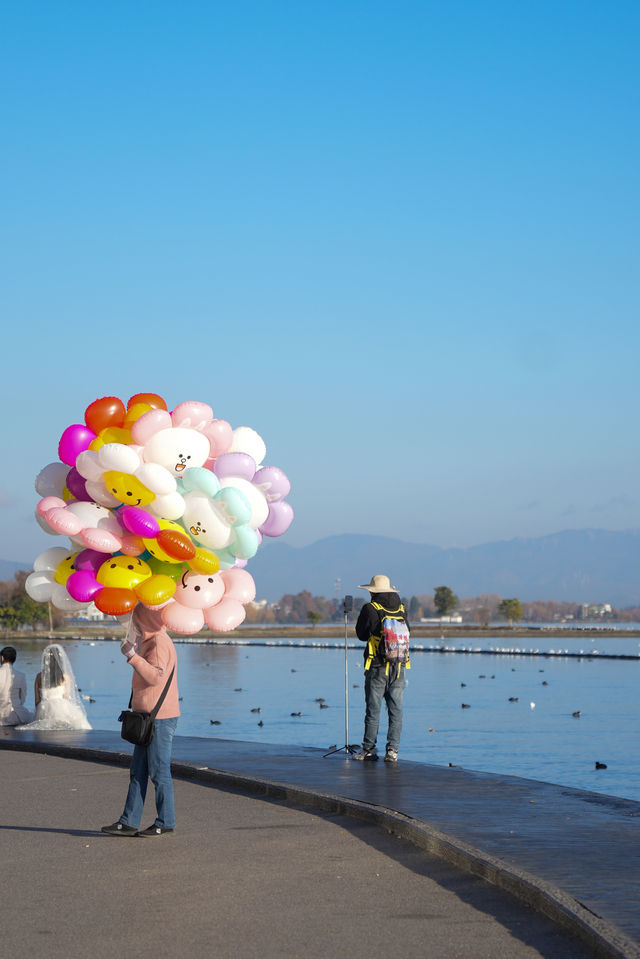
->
xmin=0 ymin=571 xmax=62 ymax=631
xmin=2 ymin=572 xmax=639 ymax=629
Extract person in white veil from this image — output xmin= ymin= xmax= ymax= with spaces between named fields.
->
xmin=18 ymin=644 xmax=91 ymax=730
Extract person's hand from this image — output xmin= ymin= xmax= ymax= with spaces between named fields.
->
xmin=120 ymin=640 xmax=136 ymax=659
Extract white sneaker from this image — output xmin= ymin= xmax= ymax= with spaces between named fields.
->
xmin=384 ymin=748 xmax=398 ymax=763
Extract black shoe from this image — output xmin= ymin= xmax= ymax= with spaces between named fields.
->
xmin=101 ymin=821 xmax=138 ymax=836
xmin=138 ymin=825 xmax=175 ymax=837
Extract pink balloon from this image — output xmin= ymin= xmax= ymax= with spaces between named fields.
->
xmin=37 ymin=496 xmax=66 ymax=518
xmin=45 ymin=506 xmax=84 ymax=536
xmin=205 ymin=598 xmax=246 ymax=632
xmin=171 ymin=401 xmax=214 ymax=430
xmin=220 ymin=568 xmax=256 ymax=604
xmin=58 ymin=424 xmax=96 ymax=467
xmin=213 ymin=452 xmax=256 ymax=481
xmin=66 ymin=570 xmax=101 ymax=603
xmin=119 ymin=533 xmax=146 ymax=556
xmin=202 ymin=419 xmax=233 ymax=458
xmin=120 ymin=505 xmax=160 ymax=538
xmin=260 ymin=501 xmax=294 ymax=537
xmin=80 ymin=528 xmax=123 ymax=552
xmin=162 ymin=604 xmax=204 ymax=634
xmin=130 ymin=408 xmax=172 ymax=445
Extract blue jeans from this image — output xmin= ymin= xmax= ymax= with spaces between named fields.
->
xmin=121 ymin=716 xmax=178 ymax=829
xmin=363 ymin=663 xmax=405 ymax=752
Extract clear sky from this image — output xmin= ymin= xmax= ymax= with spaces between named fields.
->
xmin=2 ymin=1 xmax=639 ymax=567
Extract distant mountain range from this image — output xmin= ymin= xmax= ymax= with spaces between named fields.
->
xmin=247 ymin=529 xmax=640 ymax=607
xmin=4 ymin=528 xmax=639 ymax=606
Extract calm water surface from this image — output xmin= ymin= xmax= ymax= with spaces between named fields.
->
xmin=13 ymin=635 xmax=640 ymax=803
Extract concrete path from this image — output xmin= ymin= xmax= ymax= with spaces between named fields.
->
xmin=2 ymin=728 xmax=639 ymax=958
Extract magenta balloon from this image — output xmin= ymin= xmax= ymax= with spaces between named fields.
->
xmin=213 ymin=452 xmax=256 ymax=481
xmin=58 ymin=424 xmax=96 ymax=467
xmin=260 ymin=501 xmax=294 ymax=537
xmin=74 ymin=548 xmax=105 ymax=573
xmin=66 ymin=570 xmax=102 ymax=603
xmin=65 ymin=467 xmax=91 ymax=501
xmin=253 ymin=466 xmax=291 ymax=502
xmin=120 ymin=505 xmax=160 ymax=538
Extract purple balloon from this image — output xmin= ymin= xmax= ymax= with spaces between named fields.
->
xmin=260 ymin=501 xmax=294 ymax=537
xmin=65 ymin=467 xmax=91 ymax=502
xmin=253 ymin=466 xmax=290 ymax=503
xmin=66 ymin=569 xmax=101 ymax=603
xmin=74 ymin=549 xmax=105 ymax=573
xmin=213 ymin=452 xmax=256 ymax=481
xmin=58 ymin=424 xmax=96 ymax=467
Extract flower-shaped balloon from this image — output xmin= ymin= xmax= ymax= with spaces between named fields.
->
xmin=26 ymin=392 xmax=293 ymax=632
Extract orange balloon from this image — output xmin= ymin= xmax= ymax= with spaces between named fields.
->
xmin=156 ymin=529 xmax=196 ymax=561
xmin=94 ymin=587 xmax=137 ymax=616
xmin=128 ymin=392 xmax=167 ymax=411
xmin=85 ymin=396 xmax=126 ymax=434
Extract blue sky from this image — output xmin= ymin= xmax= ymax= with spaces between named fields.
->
xmin=1 ymin=0 xmax=639 ymax=566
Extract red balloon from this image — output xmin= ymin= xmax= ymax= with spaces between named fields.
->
xmin=94 ymin=587 xmax=137 ymax=616
xmin=157 ymin=529 xmax=196 ymax=560
xmin=85 ymin=396 xmax=126 ymax=434
xmin=127 ymin=392 xmax=167 ymax=411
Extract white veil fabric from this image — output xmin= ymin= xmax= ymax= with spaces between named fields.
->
xmin=19 ymin=644 xmax=92 ymax=730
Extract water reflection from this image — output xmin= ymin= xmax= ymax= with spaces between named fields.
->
xmin=6 ymin=637 xmax=640 ymax=803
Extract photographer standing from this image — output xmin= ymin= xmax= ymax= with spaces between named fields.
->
xmin=353 ymin=574 xmax=410 ymax=763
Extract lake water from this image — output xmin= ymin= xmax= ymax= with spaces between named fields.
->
xmin=12 ymin=634 xmax=640 ymax=803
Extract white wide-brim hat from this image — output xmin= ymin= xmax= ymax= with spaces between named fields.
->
xmin=358 ymin=574 xmax=397 ymax=593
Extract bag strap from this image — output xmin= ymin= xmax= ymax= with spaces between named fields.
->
xmin=128 ymin=666 xmax=175 ymax=717
xmin=149 ymin=667 xmax=175 ymax=720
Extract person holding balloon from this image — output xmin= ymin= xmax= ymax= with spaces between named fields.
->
xmin=102 ymin=604 xmax=180 ymax=837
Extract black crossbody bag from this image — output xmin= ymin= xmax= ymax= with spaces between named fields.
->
xmin=119 ymin=667 xmax=175 ymax=747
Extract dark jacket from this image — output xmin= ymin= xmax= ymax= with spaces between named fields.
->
xmin=355 ymin=592 xmax=410 ymax=667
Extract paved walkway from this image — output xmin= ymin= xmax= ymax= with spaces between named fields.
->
xmin=2 ymin=728 xmax=639 ymax=958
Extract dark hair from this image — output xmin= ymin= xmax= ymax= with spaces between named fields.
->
xmin=48 ymin=653 xmax=64 ymax=688
xmin=1 ymin=646 xmax=17 ymax=663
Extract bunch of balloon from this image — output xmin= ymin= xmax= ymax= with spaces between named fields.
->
xmin=26 ymin=393 xmax=293 ymax=634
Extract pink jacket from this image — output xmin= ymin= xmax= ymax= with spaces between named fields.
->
xmin=128 ymin=632 xmax=180 ymax=719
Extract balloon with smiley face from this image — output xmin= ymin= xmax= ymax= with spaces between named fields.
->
xmin=29 ymin=392 xmax=292 ymax=629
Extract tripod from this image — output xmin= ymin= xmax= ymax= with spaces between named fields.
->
xmin=323 ymin=595 xmax=358 ymax=758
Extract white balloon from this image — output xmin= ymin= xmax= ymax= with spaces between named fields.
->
xmin=35 ymin=462 xmax=69 ymax=497
xmin=182 ymin=492 xmax=234 ymax=549
xmin=75 ymin=450 xmax=104 ymax=482
xmin=33 ymin=546 xmax=70 ymax=572
xmin=219 ymin=477 xmax=269 ymax=529
xmin=84 ymin=478 xmax=121 ymax=508
xmin=98 ymin=442 xmax=141 ymax=474
xmin=137 ymin=462 xmax=177 ymax=496
xmin=229 ymin=427 xmax=266 ymax=466
xmin=25 ymin=570 xmax=55 ymax=602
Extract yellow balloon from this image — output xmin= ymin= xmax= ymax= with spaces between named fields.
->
xmin=89 ymin=427 xmax=132 ymax=451
xmin=135 ymin=574 xmax=177 ymax=606
xmin=97 ymin=555 xmax=152 ymax=589
xmin=189 ymin=547 xmax=221 ymax=575
xmin=104 ymin=470 xmax=155 ymax=507
xmin=123 ymin=402 xmax=152 ymax=430
xmin=54 ymin=552 xmax=79 ymax=585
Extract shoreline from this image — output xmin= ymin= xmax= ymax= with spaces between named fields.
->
xmin=3 ymin=623 xmax=640 ymax=641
